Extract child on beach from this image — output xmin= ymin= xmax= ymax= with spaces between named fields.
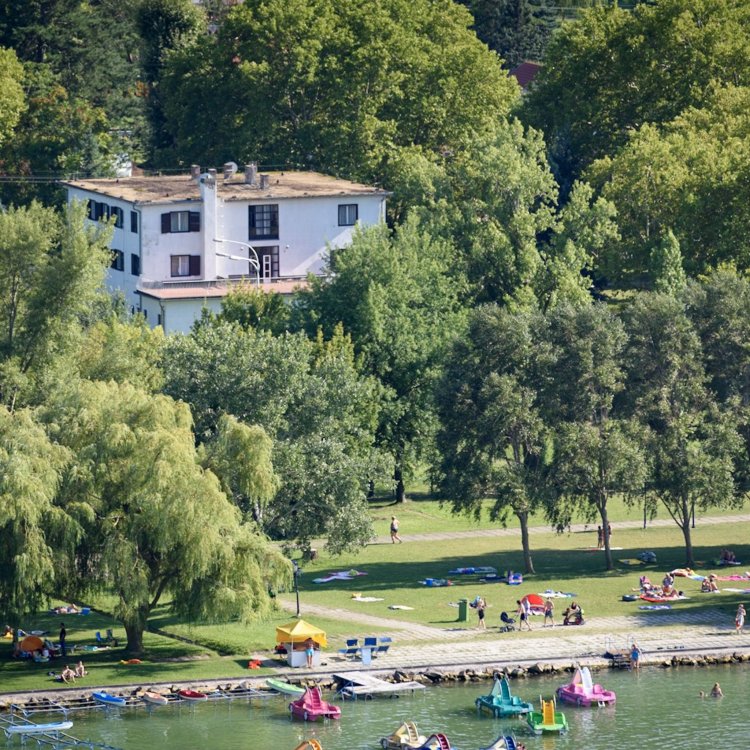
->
xmin=735 ymin=603 xmax=745 ymax=634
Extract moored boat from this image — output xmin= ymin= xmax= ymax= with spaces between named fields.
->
xmin=92 ymin=692 xmax=127 ymax=707
xmin=267 ymin=678 xmax=306 ymax=696
xmin=289 ymin=687 xmax=341 ymax=721
xmin=475 ymin=677 xmax=533 ymax=717
xmin=556 ymin=666 xmax=615 ymax=707
xmin=178 ymin=689 xmax=208 ymax=702
xmin=526 ymin=697 xmax=567 ymax=735
xmin=142 ymin=691 xmax=169 ymax=706
xmin=6 ymin=721 xmax=74 ymax=735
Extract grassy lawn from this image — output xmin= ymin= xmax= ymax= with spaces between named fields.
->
xmin=2 ymin=501 xmax=748 ymax=694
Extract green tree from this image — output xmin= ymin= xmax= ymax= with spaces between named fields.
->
xmin=0 ymin=47 xmax=25 ymax=147
xmin=162 ymin=321 xmax=382 ymax=553
xmin=0 ymin=407 xmax=70 ymax=646
xmin=157 ymin=0 xmax=518 ymax=177
xmin=623 ymin=293 xmax=744 ymax=565
xmin=436 ymin=305 xmax=550 ymax=573
xmin=218 ymin=283 xmax=290 ymax=336
xmin=588 ymin=85 xmax=750 ymax=280
xmin=540 ymin=303 xmax=645 ymax=569
xmin=534 ymin=180 xmax=619 ymax=311
xmin=0 ymin=200 xmax=111 ymax=407
xmin=41 ymin=380 xmax=290 ymax=654
xmin=294 ymin=217 xmax=463 ymax=502
xmin=650 ymin=229 xmax=687 ymax=295
xmin=402 ymin=119 xmax=557 ymax=306
xmin=524 ymin=0 xmax=750 ymax=186
xmin=199 ymin=413 xmax=279 ymax=524
xmin=136 ymin=0 xmax=204 ymax=160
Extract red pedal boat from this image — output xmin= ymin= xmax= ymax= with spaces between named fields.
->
xmin=178 ymin=689 xmax=208 ymax=702
xmin=289 ymin=687 xmax=341 ymax=721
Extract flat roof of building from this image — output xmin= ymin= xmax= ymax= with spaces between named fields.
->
xmin=137 ymin=278 xmax=307 ymax=301
xmin=63 ymin=171 xmax=388 ymax=205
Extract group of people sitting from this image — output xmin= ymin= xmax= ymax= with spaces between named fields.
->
xmin=719 ymin=549 xmax=737 ymax=564
xmin=51 ymin=661 xmax=88 ymax=683
xmin=638 ymin=574 xmax=684 ymax=599
xmin=701 ymin=574 xmax=720 ymax=593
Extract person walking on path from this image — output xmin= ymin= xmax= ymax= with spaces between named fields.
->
xmin=630 ymin=642 xmax=642 ymax=671
xmin=59 ymin=623 xmax=67 ymax=658
xmin=517 ymin=598 xmax=532 ymax=631
xmin=735 ymin=603 xmax=745 ymax=634
xmin=390 ymin=516 xmax=402 ymax=543
xmin=475 ymin=597 xmax=487 ymax=630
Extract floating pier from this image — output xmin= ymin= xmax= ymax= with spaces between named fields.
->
xmin=334 ymin=671 xmax=425 ymax=699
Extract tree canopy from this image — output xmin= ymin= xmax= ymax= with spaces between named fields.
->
xmin=156 ymin=0 xmax=519 ymax=177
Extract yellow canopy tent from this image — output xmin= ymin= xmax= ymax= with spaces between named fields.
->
xmin=275 ymin=619 xmax=328 ymax=648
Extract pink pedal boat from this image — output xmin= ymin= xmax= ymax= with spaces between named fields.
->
xmin=289 ymin=687 xmax=342 ymax=721
xmin=556 ymin=666 xmax=616 ymax=707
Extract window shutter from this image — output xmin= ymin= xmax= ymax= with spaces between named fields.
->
xmin=189 ymin=255 xmax=201 ymax=276
xmin=188 ymin=212 xmax=201 ymax=232
xmin=161 ymin=213 xmax=171 ymax=233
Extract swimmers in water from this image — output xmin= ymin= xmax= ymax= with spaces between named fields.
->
xmin=710 ymin=682 xmax=723 ymax=697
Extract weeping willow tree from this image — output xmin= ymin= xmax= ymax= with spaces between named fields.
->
xmin=41 ymin=380 xmax=291 ymax=654
xmin=0 ymin=407 xmax=71 ymax=647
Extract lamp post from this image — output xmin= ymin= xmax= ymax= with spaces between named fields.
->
xmin=292 ymin=560 xmax=301 ymax=617
xmin=213 ymin=238 xmax=261 ymax=285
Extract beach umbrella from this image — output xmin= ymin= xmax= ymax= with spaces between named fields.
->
xmin=19 ymin=635 xmax=44 ymax=652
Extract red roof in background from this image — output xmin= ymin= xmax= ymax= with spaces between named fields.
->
xmin=510 ymin=61 xmax=542 ymax=89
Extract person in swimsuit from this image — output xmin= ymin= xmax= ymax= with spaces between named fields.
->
xmin=476 ymin=597 xmax=486 ymax=630
xmin=735 ymin=603 xmax=746 ymax=634
xmin=304 ymin=638 xmax=315 ymax=669
xmin=390 ymin=516 xmax=402 ymax=543
xmin=630 ymin=642 xmax=642 ymax=671
xmin=543 ymin=597 xmax=554 ymax=627
xmin=711 ymin=682 xmax=723 ymax=697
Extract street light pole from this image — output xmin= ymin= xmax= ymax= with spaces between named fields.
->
xmin=292 ymin=561 xmax=301 ymax=617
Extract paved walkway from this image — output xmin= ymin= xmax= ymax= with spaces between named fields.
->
xmin=367 ymin=512 xmax=750 ymax=545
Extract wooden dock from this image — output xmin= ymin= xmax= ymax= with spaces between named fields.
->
xmin=334 ymin=671 xmax=425 ymax=699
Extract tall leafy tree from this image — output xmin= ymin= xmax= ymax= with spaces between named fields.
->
xmin=41 ymin=380 xmax=290 ymax=654
xmin=650 ymin=229 xmax=687 ymax=295
xmin=157 ymin=0 xmax=518 ymax=177
xmin=523 ymin=0 xmax=750 ymax=186
xmin=588 ymin=85 xmax=750 ymax=280
xmin=0 ymin=407 xmax=70 ymax=646
xmin=294 ymin=217 xmax=463 ymax=502
xmin=0 ymin=47 xmax=25 ymax=147
xmin=0 ymin=201 xmax=111 ymax=407
xmin=218 ymin=283 xmax=290 ymax=336
xmin=436 ymin=305 xmax=550 ymax=573
xmin=541 ymin=303 xmax=645 ymax=569
xmin=623 ymin=293 xmax=744 ymax=565
xmin=162 ymin=321 xmax=382 ymax=553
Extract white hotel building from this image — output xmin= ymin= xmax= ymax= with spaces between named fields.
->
xmin=63 ymin=165 xmax=388 ymax=333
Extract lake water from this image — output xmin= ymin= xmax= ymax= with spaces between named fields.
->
xmin=19 ymin=665 xmax=750 ymax=750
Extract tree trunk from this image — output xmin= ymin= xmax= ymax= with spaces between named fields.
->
xmin=681 ymin=513 xmax=694 ymax=567
xmin=518 ymin=511 xmax=535 ymax=574
xmin=123 ymin=604 xmax=150 ymax=656
xmin=394 ymin=465 xmax=406 ymax=503
xmin=600 ymin=506 xmax=613 ymax=571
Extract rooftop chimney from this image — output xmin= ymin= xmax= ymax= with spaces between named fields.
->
xmin=190 ymin=164 xmax=201 ymax=180
xmin=223 ymin=161 xmax=238 ymax=180
xmin=245 ymin=162 xmax=257 ymax=186
xmin=259 ymin=173 xmax=270 ymax=190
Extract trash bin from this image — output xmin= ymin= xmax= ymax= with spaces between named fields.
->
xmin=457 ymin=598 xmax=469 ymax=622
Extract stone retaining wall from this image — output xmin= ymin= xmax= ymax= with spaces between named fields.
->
xmin=3 ymin=650 xmax=750 ymax=713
